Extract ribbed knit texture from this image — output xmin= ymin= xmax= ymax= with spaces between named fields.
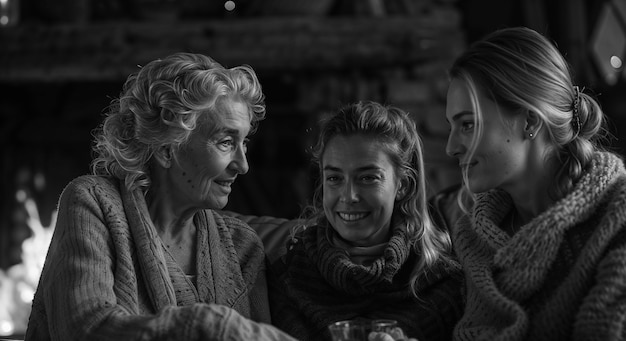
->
xmin=269 ymin=222 xmax=464 ymax=341
xmin=25 ymin=175 xmax=296 ymax=341
xmin=452 ymin=152 xmax=626 ymax=341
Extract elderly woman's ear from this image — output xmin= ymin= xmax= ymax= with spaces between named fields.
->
xmin=154 ymin=145 xmax=173 ymax=168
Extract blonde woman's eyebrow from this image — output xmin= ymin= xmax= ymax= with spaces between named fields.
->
xmin=447 ymin=111 xmax=474 ymax=124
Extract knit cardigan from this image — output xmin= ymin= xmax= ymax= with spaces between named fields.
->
xmin=25 ymin=175 xmax=295 ymax=341
xmin=269 ymin=222 xmax=464 ymax=341
xmin=452 ymin=152 xmax=626 ymax=341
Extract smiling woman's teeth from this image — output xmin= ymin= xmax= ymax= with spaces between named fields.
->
xmin=338 ymin=212 xmax=367 ymax=221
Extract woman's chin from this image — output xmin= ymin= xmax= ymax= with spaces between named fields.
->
xmin=205 ymin=196 xmax=229 ymax=210
xmin=467 ymin=181 xmax=492 ymax=194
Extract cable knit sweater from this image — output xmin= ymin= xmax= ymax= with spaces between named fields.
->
xmin=452 ymin=152 xmax=626 ymax=341
xmin=269 ymin=223 xmax=464 ymax=341
xmin=25 ymin=175 xmax=295 ymax=341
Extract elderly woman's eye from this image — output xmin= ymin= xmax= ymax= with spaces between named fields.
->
xmin=242 ymin=138 xmax=250 ymax=153
xmin=216 ymin=138 xmax=235 ymax=151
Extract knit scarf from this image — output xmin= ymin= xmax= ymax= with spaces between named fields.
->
xmin=453 ymin=152 xmax=626 ymax=340
xmin=278 ymin=222 xmax=459 ymax=340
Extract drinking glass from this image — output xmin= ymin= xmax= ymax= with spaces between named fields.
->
xmin=371 ymin=319 xmax=408 ymax=340
xmin=328 ymin=320 xmax=368 ymax=341
xmin=371 ymin=319 xmax=398 ymax=333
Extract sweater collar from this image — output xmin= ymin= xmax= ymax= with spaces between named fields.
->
xmin=329 ymin=233 xmax=387 ymax=266
xmin=302 ymin=222 xmax=413 ymax=295
xmin=121 ymin=187 xmax=250 ymax=310
xmin=472 ymin=152 xmax=626 ymax=300
xmin=121 ymin=184 xmax=178 ymax=310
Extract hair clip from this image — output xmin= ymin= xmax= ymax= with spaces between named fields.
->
xmin=572 ymin=86 xmax=581 ymax=136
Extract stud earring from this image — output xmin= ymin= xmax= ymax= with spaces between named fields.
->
xmin=529 ymin=132 xmax=534 ymax=138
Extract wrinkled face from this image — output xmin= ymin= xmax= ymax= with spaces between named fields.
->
xmin=445 ymin=78 xmax=527 ymax=193
xmin=169 ymin=98 xmax=251 ymax=210
xmin=322 ymin=134 xmax=401 ymax=247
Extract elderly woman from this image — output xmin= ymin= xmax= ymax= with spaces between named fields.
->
xmin=25 ymin=52 xmax=295 ymax=340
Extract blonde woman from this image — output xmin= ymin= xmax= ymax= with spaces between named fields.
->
xmin=446 ymin=27 xmax=626 ymax=340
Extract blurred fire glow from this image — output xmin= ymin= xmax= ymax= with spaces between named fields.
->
xmin=0 ymin=190 xmax=56 ymax=336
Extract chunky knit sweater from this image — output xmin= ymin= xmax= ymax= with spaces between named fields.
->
xmin=269 ymin=222 xmax=464 ymax=341
xmin=453 ymin=152 xmax=626 ymax=341
xmin=25 ymin=175 xmax=295 ymax=341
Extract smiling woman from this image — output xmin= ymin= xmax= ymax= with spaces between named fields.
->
xmin=446 ymin=77 xmax=531 ymax=195
xmin=150 ymin=99 xmax=252 ymax=212
xmin=268 ymin=101 xmax=464 ymax=341
xmin=321 ymin=134 xmax=401 ymax=247
xmin=24 ymin=52 xmax=296 ymax=341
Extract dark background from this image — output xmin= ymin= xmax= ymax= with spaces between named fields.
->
xmin=1 ymin=0 xmax=625 ymax=270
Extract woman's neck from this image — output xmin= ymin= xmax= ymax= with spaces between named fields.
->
xmin=510 ymin=189 xmax=554 ymax=226
xmin=145 ymin=184 xmax=196 ymax=238
xmin=505 ymin=152 xmax=559 ymax=227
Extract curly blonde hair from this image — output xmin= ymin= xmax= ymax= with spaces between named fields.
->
xmin=91 ymin=52 xmax=266 ymax=191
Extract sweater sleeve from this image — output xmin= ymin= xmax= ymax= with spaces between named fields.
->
xmin=242 ymin=257 xmax=271 ymax=324
xmin=25 ymin=176 xmax=296 ymax=341
xmin=574 ymin=230 xmax=626 ymax=341
xmin=220 ymin=214 xmax=273 ymax=324
xmin=266 ymin=245 xmax=315 ymax=340
xmin=268 ymin=256 xmax=292 ymax=326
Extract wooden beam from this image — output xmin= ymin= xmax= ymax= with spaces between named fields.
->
xmin=0 ymin=13 xmax=464 ymax=82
